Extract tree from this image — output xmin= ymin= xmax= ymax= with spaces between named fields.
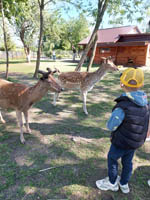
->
xmin=62 ymin=14 xmax=90 ymax=49
xmin=75 ymin=0 xmax=109 ymax=72
xmin=42 ymin=13 xmax=90 ymax=55
xmin=10 ymin=0 xmax=39 ymax=63
xmin=34 ymin=0 xmax=85 ymax=78
xmin=0 ymin=32 xmax=16 ymax=51
xmin=107 ymin=0 xmax=149 ymax=29
xmin=86 ymin=32 xmax=98 ymax=72
xmin=34 ymin=0 xmax=45 ymax=78
xmin=75 ymin=0 xmax=148 ymax=72
xmin=0 ymin=0 xmax=9 ymax=78
xmin=0 ymin=0 xmax=28 ymax=78
xmin=42 ymin=10 xmax=63 ymax=56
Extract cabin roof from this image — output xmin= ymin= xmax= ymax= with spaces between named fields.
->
xmin=118 ymin=33 xmax=150 ymax=43
xmin=97 ymin=41 xmax=149 ymax=47
xmin=79 ymin=26 xmax=141 ymax=45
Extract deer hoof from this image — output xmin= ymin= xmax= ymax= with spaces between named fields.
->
xmin=20 ymin=137 xmax=26 ymax=144
xmin=84 ymin=111 xmax=88 ymax=115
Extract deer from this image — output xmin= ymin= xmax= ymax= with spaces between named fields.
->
xmin=0 ymin=68 xmax=63 ymax=144
xmin=52 ymin=56 xmax=118 ymax=115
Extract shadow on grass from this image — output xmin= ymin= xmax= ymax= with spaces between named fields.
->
xmin=30 ymin=121 xmax=109 ymax=139
xmin=136 ymin=143 xmax=150 ymax=161
xmin=0 ymin=153 xmax=108 ymax=199
xmin=131 ymin=165 xmax=150 ymax=197
xmin=0 ymin=121 xmax=109 ymax=199
xmin=0 ymin=60 xmax=28 ymax=64
xmin=61 ymin=59 xmax=79 ymax=63
xmin=34 ymin=98 xmax=69 ymax=115
xmin=0 ymin=72 xmax=35 ymax=81
xmin=34 ymin=89 xmax=115 ymax=117
xmin=0 ymin=124 xmax=149 ymax=200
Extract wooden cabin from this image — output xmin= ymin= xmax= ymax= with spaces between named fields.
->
xmin=79 ymin=26 xmax=150 ymax=67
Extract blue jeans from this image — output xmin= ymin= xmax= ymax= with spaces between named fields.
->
xmin=107 ymin=144 xmax=135 ymax=185
xmin=53 ymin=55 xmax=56 ymax=61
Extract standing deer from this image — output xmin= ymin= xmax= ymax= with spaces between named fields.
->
xmin=52 ymin=57 xmax=118 ymax=115
xmin=0 ymin=69 xmax=63 ymax=144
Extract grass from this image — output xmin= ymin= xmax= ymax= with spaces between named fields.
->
xmin=0 ymin=60 xmax=150 ymax=199
xmin=0 ymin=59 xmax=79 ymax=74
xmin=0 ymin=59 xmax=100 ymax=74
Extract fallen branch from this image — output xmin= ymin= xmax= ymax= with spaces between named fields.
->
xmin=39 ymin=165 xmax=64 ymax=172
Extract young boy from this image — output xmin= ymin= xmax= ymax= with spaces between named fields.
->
xmin=96 ymin=68 xmax=149 ymax=193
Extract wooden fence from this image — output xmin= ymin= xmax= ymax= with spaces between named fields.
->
xmin=0 ymin=51 xmax=37 ymax=60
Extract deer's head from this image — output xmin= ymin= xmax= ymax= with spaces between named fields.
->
xmin=38 ymin=68 xmax=63 ymax=93
xmin=101 ymin=56 xmax=118 ymax=71
xmin=46 ymin=67 xmax=60 ymax=74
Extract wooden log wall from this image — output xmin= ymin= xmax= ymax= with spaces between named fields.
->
xmin=88 ymin=45 xmax=150 ymax=67
xmin=116 ymin=46 xmax=147 ymax=66
xmin=146 ymin=44 xmax=150 ymax=66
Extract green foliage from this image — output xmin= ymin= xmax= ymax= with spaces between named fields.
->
xmin=42 ymin=11 xmax=63 ymax=55
xmin=2 ymin=0 xmax=28 ymax=19
xmin=0 ymin=32 xmax=16 ymax=51
xmin=106 ymin=0 xmax=150 ymax=28
xmin=66 ymin=13 xmax=90 ymax=49
xmin=9 ymin=0 xmax=39 ymax=50
xmin=42 ymin=12 xmax=90 ymax=54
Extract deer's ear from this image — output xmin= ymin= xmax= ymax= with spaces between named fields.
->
xmin=107 ymin=56 xmax=115 ymax=62
xmin=53 ymin=67 xmax=60 ymax=74
xmin=47 ymin=68 xmax=52 ymax=72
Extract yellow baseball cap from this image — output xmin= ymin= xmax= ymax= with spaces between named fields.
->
xmin=120 ymin=68 xmax=144 ymax=88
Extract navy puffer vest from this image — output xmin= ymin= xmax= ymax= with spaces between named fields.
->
xmin=111 ymin=96 xmax=149 ymax=149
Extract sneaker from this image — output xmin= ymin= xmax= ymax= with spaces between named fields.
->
xmin=96 ymin=177 xmax=119 ymax=191
xmin=148 ymin=180 xmax=150 ymax=186
xmin=119 ymin=182 xmax=130 ymax=194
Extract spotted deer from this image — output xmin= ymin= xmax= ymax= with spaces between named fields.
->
xmin=0 ymin=69 xmax=63 ymax=144
xmin=52 ymin=57 xmax=118 ymax=115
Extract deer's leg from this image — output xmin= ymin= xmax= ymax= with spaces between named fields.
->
xmin=23 ymin=110 xmax=31 ymax=134
xmin=53 ymin=93 xmax=59 ymax=106
xmin=81 ymin=91 xmax=88 ymax=115
xmin=16 ymin=110 xmax=25 ymax=144
xmin=0 ymin=110 xmax=6 ymax=123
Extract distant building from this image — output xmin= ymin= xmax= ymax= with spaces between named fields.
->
xmin=79 ymin=25 xmax=150 ymax=67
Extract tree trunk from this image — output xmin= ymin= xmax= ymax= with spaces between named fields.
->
xmin=86 ymin=32 xmax=98 ymax=72
xmin=21 ymin=39 xmax=31 ymax=63
xmin=26 ymin=47 xmax=31 ymax=63
xmin=34 ymin=0 xmax=44 ymax=78
xmin=20 ymin=27 xmax=31 ymax=63
xmin=75 ymin=0 xmax=109 ymax=72
xmin=24 ymin=47 xmax=31 ymax=63
xmin=75 ymin=31 xmax=97 ymax=71
xmin=0 ymin=0 xmax=9 ymax=79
